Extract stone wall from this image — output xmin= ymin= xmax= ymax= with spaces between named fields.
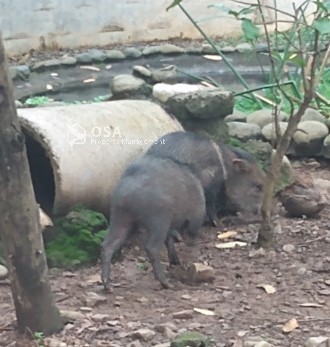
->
xmin=1 ymin=0 xmax=315 ymax=56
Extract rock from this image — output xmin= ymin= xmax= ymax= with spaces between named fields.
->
xmin=75 ymin=52 xmax=93 ymax=63
xmin=0 ymin=264 xmax=8 ymax=279
xmin=151 ymin=66 xmax=178 ymax=83
xmin=186 ymin=47 xmax=203 ymax=54
xmin=160 ymin=44 xmax=184 ymax=54
xmin=44 ymin=337 xmax=67 ymax=347
xmin=221 ymin=46 xmax=236 ymax=53
xmin=164 ymin=327 xmax=176 ymax=339
xmin=202 ymin=43 xmax=216 ymax=54
xmin=170 ymin=331 xmax=208 ymax=347
xmin=133 ymin=65 xmax=152 ymax=78
xmin=154 ymin=343 xmax=171 ymax=347
xmin=283 ymin=244 xmax=296 ymax=253
xmin=279 ymin=174 xmax=327 ymax=217
xmin=236 ymin=43 xmax=253 ymax=52
xmin=9 ymin=66 xmax=17 ymax=79
xmin=127 ymin=341 xmax=142 ymax=347
xmin=305 ymin=336 xmax=329 ymax=347
xmin=247 ymin=109 xmax=287 ymax=128
xmin=153 ymin=83 xmax=213 ymax=103
xmin=110 ymin=74 xmax=147 ymax=96
xmin=322 ymin=134 xmax=330 ymax=158
xmin=227 ymin=122 xmax=262 ymax=141
xmin=224 ymin=110 xmax=247 ymax=123
xmin=301 ymin=108 xmax=326 ymax=123
xmin=83 ymin=292 xmax=107 ymax=307
xmin=314 ymin=178 xmax=330 ymax=192
xmin=155 ymin=322 xmax=177 ymax=333
xmin=59 ymin=56 xmax=77 ymax=66
xmin=142 ymin=46 xmax=161 ymax=56
xmin=15 ymin=100 xmax=23 ymax=108
xmin=39 ymin=207 xmax=53 ymax=230
xmin=262 ymin=122 xmax=288 ymax=143
xmin=292 ymin=121 xmax=329 ymax=157
xmin=105 ymin=50 xmax=126 ymax=61
xmin=187 ymin=263 xmax=216 ymax=283
xmin=60 ymin=310 xmax=85 ymax=321
xmin=15 ymin=65 xmax=30 ymax=79
xmin=255 ymin=43 xmax=269 ymax=52
xmin=124 ymin=47 xmax=143 ymax=59
xmin=168 ymin=89 xmax=234 ymax=120
xmin=172 ymin=310 xmax=194 ymax=320
xmin=254 ymin=342 xmax=273 ymax=347
xmin=132 ymin=328 xmax=156 ymax=341
xmin=92 ymin=313 xmax=110 ymax=322
xmin=43 ymin=59 xmax=61 ymax=68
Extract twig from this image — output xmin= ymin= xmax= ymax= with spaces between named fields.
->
xmin=295 ymin=235 xmax=327 ymax=246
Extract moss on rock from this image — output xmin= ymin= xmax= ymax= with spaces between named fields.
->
xmin=45 ymin=205 xmax=108 ymax=269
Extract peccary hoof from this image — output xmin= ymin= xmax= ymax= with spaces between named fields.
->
xmin=279 ymin=174 xmax=327 ymax=218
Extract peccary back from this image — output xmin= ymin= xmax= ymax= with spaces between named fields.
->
xmin=147 ymin=131 xmax=265 ymax=225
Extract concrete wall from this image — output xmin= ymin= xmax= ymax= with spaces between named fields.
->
xmin=1 ymin=0 xmax=314 ymax=56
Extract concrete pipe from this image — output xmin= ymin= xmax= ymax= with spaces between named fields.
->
xmin=18 ymin=100 xmax=184 ymax=217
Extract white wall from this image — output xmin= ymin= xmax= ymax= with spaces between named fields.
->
xmin=0 ymin=0 xmax=315 ymax=56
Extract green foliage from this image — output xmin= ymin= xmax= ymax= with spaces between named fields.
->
xmin=24 ymin=96 xmax=52 ymax=106
xmin=45 ymin=205 xmax=108 ymax=269
xmin=33 ymin=332 xmax=45 ymax=347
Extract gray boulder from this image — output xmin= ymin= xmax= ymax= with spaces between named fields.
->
xmin=124 ymin=47 xmax=143 ymax=59
xmin=159 ymin=44 xmax=184 ymax=54
xmin=247 ymin=109 xmax=288 ymax=128
xmin=292 ymin=120 xmax=329 ymax=157
xmin=110 ymin=74 xmax=150 ymax=98
xmin=0 ymin=264 xmax=8 ymax=280
xmin=227 ymin=121 xmax=262 ymax=141
xmin=105 ymin=50 xmax=125 ymax=61
xmin=301 ymin=108 xmax=326 ymax=123
xmin=224 ymin=109 xmax=247 ymax=123
xmin=262 ymin=121 xmax=288 ymax=144
xmin=133 ymin=65 xmax=152 ymax=79
xmin=322 ymin=134 xmax=330 ymax=158
xmin=151 ymin=66 xmax=178 ymax=83
xmin=142 ymin=46 xmax=161 ymax=56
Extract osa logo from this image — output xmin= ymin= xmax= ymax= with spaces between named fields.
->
xmin=67 ymin=123 xmax=87 ymax=146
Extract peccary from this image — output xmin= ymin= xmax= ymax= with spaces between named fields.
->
xmin=100 ymin=154 xmax=206 ymax=291
xmin=146 ymin=131 xmax=265 ymax=226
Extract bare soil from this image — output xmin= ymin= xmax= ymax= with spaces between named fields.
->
xmin=0 ymin=161 xmax=329 ymax=347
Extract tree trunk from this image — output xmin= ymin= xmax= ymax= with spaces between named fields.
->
xmin=0 ymin=32 xmax=63 ymax=335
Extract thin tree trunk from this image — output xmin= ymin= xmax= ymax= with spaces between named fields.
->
xmin=0 ymin=32 xmax=63 ymax=335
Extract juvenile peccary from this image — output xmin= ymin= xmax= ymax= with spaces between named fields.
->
xmin=100 ymin=155 xmax=206 ymax=291
xmin=146 ymin=131 xmax=265 ymax=226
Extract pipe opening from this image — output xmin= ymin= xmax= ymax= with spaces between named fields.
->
xmin=24 ymin=132 xmax=55 ymax=217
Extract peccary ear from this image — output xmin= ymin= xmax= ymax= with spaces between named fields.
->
xmin=232 ymin=159 xmax=250 ymax=172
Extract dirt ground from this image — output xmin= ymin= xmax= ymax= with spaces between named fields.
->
xmin=0 ymin=160 xmax=329 ymax=347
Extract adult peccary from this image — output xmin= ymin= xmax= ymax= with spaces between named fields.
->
xmin=146 ymin=131 xmax=265 ymax=226
xmin=100 ymin=154 xmax=206 ymax=291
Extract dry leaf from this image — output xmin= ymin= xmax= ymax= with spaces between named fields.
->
xmin=282 ymin=318 xmax=299 ymax=333
xmin=50 ymin=72 xmax=58 ymax=77
xmin=298 ymin=302 xmax=323 ymax=308
xmin=200 ymin=81 xmax=215 ymax=88
xmin=83 ymin=78 xmax=96 ymax=83
xmin=217 ymin=231 xmax=238 ymax=240
xmin=106 ymin=64 xmax=112 ymax=70
xmin=80 ymin=65 xmax=100 ymax=72
xmin=215 ymin=241 xmax=247 ymax=249
xmin=257 ymin=284 xmax=276 ymax=294
xmin=46 ymin=84 xmax=53 ymax=90
xmin=203 ymin=55 xmax=222 ymax=61
xmin=86 ymin=274 xmax=101 ymax=283
xmin=193 ymin=308 xmax=215 ymax=316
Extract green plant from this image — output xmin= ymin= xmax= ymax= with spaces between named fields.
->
xmin=33 ymin=332 xmax=45 ymax=347
xmin=24 ymin=96 xmax=52 ymax=106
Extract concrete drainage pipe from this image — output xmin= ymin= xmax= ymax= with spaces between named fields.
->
xmin=18 ymin=100 xmax=184 ymax=218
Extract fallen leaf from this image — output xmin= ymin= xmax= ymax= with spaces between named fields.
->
xmin=215 ymin=241 xmax=247 ymax=249
xmin=217 ymin=231 xmax=238 ymax=240
xmin=46 ymin=84 xmax=53 ymax=90
xmin=193 ymin=308 xmax=215 ymax=316
xmin=50 ymin=72 xmax=58 ymax=77
xmin=86 ymin=274 xmax=101 ymax=283
xmin=200 ymin=81 xmax=215 ymax=88
xmin=106 ymin=64 xmax=112 ymax=70
xmin=282 ymin=318 xmax=299 ymax=333
xmin=298 ymin=302 xmax=323 ymax=308
xmin=203 ymin=55 xmax=222 ymax=61
xmin=257 ymin=284 xmax=276 ymax=294
xmin=83 ymin=78 xmax=96 ymax=83
xmin=80 ymin=65 xmax=100 ymax=71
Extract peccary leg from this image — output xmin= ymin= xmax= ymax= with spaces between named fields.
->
xmin=165 ymin=234 xmax=181 ymax=266
xmin=205 ymin=190 xmax=219 ymax=227
xmin=101 ymin=225 xmax=130 ymax=290
xmin=145 ymin=222 xmax=173 ymax=289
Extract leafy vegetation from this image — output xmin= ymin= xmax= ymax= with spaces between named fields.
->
xmin=45 ymin=205 xmax=108 ymax=269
